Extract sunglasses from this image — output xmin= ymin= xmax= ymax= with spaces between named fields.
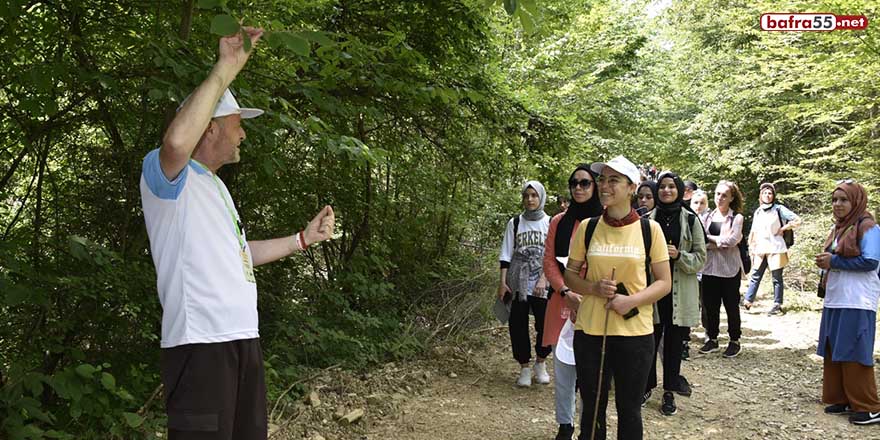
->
xmin=569 ymin=179 xmax=594 ymax=189
xmin=836 ymin=178 xmax=856 ymax=185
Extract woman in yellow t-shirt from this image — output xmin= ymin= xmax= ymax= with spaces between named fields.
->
xmin=563 ymin=156 xmax=671 ymax=440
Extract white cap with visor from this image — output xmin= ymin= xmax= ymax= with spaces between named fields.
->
xmin=590 ymin=155 xmax=640 ymax=184
xmin=178 ymin=88 xmax=264 ymax=119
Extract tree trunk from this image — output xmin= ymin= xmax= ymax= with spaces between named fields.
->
xmin=179 ymin=0 xmax=196 ymax=40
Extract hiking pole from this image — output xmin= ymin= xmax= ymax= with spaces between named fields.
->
xmin=590 ymin=267 xmax=615 ymax=440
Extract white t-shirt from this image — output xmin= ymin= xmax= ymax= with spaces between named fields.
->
xmin=498 ymin=214 xmax=549 ymax=296
xmin=555 ymin=319 xmax=575 ymax=366
xmin=140 ymin=149 xmax=259 ymax=348
xmin=825 ymin=226 xmax=880 ymax=312
xmin=751 ymin=205 xmax=798 ymax=254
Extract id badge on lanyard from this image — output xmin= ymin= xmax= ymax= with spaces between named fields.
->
xmin=198 ymin=160 xmax=257 ymax=284
xmin=240 ymin=248 xmax=256 ymax=283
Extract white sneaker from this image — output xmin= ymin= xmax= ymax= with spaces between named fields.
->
xmin=534 ymin=362 xmax=550 ymax=385
xmin=517 ymin=367 xmax=532 ymax=387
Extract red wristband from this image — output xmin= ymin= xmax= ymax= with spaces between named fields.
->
xmin=298 ymin=231 xmax=308 ymax=250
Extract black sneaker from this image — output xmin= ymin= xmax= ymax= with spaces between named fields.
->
xmin=675 ymin=375 xmax=692 ymax=397
xmin=767 ymin=304 xmax=783 ymax=316
xmin=555 ymin=423 xmax=575 ymax=440
xmin=660 ymin=391 xmax=677 ymax=416
xmin=849 ymin=411 xmax=880 ymax=425
xmin=825 ymin=404 xmax=853 ymax=415
xmin=698 ymin=339 xmax=719 ymax=354
xmin=723 ymin=341 xmax=741 ymax=358
xmin=681 ymin=341 xmax=690 ymax=361
xmin=641 ymin=389 xmax=652 ymax=407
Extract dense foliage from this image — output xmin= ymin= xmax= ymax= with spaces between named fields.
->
xmin=1 ymin=0 xmax=878 ymax=437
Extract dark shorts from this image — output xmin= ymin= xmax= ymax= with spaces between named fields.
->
xmin=161 ymin=338 xmax=267 ymax=440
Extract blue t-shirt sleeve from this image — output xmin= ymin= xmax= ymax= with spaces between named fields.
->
xmin=777 ymin=205 xmax=798 ymax=222
xmin=142 ymin=148 xmax=187 ymax=200
xmin=831 ymin=226 xmax=880 ymax=271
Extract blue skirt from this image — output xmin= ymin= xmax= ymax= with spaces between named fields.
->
xmin=817 ymin=308 xmax=876 ymax=367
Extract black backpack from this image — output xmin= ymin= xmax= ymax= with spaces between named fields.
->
xmin=511 ymin=215 xmax=520 ymax=250
xmin=777 ymin=207 xmax=794 ymax=247
xmin=738 ymin=236 xmax=751 ymax=274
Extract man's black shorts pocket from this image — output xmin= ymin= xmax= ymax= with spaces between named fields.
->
xmin=160 ymin=344 xmax=194 ymax=407
xmin=167 ymin=411 xmax=219 ymax=432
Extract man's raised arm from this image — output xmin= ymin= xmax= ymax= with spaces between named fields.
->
xmin=159 ymin=27 xmax=263 ymax=180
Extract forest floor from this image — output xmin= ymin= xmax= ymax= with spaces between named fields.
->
xmin=276 ymin=287 xmax=880 ymax=440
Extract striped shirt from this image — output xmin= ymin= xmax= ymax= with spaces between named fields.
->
xmin=702 ymin=209 xmax=744 ymax=278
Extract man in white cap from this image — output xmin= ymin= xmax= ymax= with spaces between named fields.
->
xmin=139 ymin=28 xmax=335 ymax=439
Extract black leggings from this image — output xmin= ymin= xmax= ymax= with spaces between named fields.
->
xmin=574 ymin=331 xmax=654 ymax=440
xmin=647 ymin=323 xmax=688 ymax=392
xmin=702 ymin=273 xmax=742 ymax=341
xmin=508 ymin=295 xmax=551 ymax=364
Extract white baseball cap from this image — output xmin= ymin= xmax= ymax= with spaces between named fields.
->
xmin=590 ymin=155 xmax=640 ymax=184
xmin=178 ymin=88 xmax=264 ymax=119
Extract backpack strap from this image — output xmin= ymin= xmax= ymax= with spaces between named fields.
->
xmin=512 ymin=215 xmax=520 ymax=250
xmin=583 ymin=217 xmax=600 ymax=252
xmin=776 ymin=205 xmax=786 ymax=226
xmin=640 ymin=218 xmax=652 ymax=284
xmin=685 ymin=211 xmax=704 ymax=251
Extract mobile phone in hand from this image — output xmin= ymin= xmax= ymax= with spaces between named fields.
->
xmin=615 ymin=283 xmax=639 ymax=320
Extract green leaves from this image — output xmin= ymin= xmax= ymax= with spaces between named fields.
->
xmin=266 ymin=31 xmax=336 ymax=57
xmin=284 ymin=33 xmax=310 ymax=56
xmin=69 ymin=235 xmax=90 ymax=262
xmin=2 ymin=278 xmax=31 ymax=306
xmin=74 ymin=364 xmax=96 ymax=379
xmin=210 ymin=14 xmax=240 ymax=36
xmin=196 ymin=0 xmax=225 ymax=9
xmin=504 ymin=0 xmax=518 ymax=16
xmin=100 ymin=372 xmax=117 ymax=391
xmin=123 ymin=412 xmax=144 ymax=428
xmin=301 ymin=31 xmax=334 ymax=47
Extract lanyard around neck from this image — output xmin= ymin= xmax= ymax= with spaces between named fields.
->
xmin=192 ymin=159 xmax=245 ymax=250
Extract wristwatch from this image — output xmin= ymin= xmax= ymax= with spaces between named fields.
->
xmin=560 ymin=287 xmax=571 ymax=297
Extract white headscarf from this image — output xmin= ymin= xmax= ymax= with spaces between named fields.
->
xmin=521 ymin=180 xmax=547 ymax=221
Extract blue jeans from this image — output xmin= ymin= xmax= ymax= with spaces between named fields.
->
xmin=744 ymin=256 xmax=785 ymax=305
xmin=553 ymin=352 xmax=578 ymax=425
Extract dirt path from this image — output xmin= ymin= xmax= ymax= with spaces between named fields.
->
xmin=362 ymin=296 xmax=880 ymax=440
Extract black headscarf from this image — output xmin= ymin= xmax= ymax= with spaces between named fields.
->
xmin=555 ymin=164 xmax=603 ymax=258
xmin=656 ymin=171 xmax=703 ymax=246
xmin=656 ymin=171 xmax=685 ymax=214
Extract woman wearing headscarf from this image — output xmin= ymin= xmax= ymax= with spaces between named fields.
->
xmin=498 ymin=180 xmax=551 ymax=387
xmin=636 ymin=180 xmax=657 ymax=216
xmin=742 ymin=182 xmax=802 ymax=315
xmin=542 ymin=165 xmax=603 ymax=440
xmin=563 ymin=156 xmax=672 ymax=440
xmin=642 ymin=171 xmax=706 ymax=416
xmin=815 ymin=180 xmax=880 ymax=425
